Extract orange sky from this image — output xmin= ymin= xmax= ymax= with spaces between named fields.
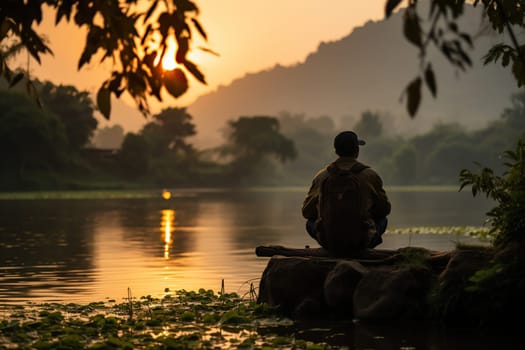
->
xmin=18 ymin=0 xmax=388 ymax=131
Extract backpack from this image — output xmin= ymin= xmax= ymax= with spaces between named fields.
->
xmin=316 ymin=162 xmax=370 ymax=256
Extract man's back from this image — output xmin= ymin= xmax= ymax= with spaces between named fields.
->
xmin=317 ymin=161 xmax=371 ymax=255
xmin=302 ymin=157 xmax=390 ymax=255
xmin=302 ymin=130 xmax=391 ymax=256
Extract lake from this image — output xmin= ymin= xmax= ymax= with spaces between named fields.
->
xmin=0 ymin=187 xmax=493 ymax=305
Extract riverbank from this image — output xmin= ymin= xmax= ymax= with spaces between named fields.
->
xmin=1 ymin=286 xmax=522 ymax=350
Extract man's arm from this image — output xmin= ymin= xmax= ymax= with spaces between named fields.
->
xmin=302 ymin=181 xmax=319 ymax=220
xmin=366 ymin=169 xmax=391 ymax=219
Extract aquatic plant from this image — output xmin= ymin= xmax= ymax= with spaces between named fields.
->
xmin=0 ymin=289 xmax=335 ymax=349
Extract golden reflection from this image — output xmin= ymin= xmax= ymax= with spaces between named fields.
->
xmin=162 ymin=189 xmax=172 ymax=200
xmin=161 ymin=209 xmax=175 ymax=259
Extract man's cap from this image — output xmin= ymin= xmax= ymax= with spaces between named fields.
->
xmin=334 ymin=131 xmax=365 ymax=155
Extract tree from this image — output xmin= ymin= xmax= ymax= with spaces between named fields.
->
xmin=353 ymin=111 xmax=383 ymax=140
xmin=224 ymin=116 xmax=297 ymax=163
xmin=0 ymin=89 xmax=67 ymax=182
xmin=277 ymin=112 xmax=335 ymax=183
xmin=385 ymin=0 xmax=525 ymax=117
xmin=222 ymin=116 xmax=297 ymax=183
xmin=118 ymin=132 xmax=151 ymax=177
xmin=391 ymin=144 xmax=417 ymax=184
xmin=91 ymin=124 xmax=125 ymax=149
xmin=38 ymin=81 xmax=98 ymax=151
xmin=141 ymin=107 xmax=196 ymax=156
xmin=0 ymin=0 xmax=211 ymax=118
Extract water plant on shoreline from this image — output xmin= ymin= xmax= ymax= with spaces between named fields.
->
xmin=0 ymin=288 xmax=337 ymax=350
xmin=387 ymin=226 xmax=492 ymax=241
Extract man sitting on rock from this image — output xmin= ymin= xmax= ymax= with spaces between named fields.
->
xmin=302 ymin=131 xmax=391 ymax=257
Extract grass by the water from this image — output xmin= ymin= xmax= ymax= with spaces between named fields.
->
xmin=0 ymin=289 xmax=334 ymax=350
xmin=387 ymin=226 xmax=493 ymax=241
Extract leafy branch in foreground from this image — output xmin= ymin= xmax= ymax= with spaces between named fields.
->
xmin=459 ymin=139 xmax=525 ymax=247
xmin=385 ymin=0 xmax=525 ymax=117
xmin=0 ymin=0 xmax=212 ymax=119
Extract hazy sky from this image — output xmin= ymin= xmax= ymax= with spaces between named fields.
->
xmin=21 ymin=0 xmax=388 ymax=129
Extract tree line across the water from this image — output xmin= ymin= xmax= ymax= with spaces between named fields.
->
xmin=0 ymin=78 xmax=524 ymax=190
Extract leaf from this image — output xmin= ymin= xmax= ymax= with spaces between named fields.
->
xmin=457 ymin=47 xmax=472 ymax=67
xmin=175 ymin=37 xmax=189 ymax=63
xmin=197 ymin=46 xmax=220 ymax=56
xmin=502 ymin=52 xmax=511 ymax=67
xmin=184 ymin=60 xmax=206 ymax=84
xmin=512 ymin=59 xmax=525 ymax=87
xmin=406 ymin=77 xmax=422 ymax=117
xmin=97 ymin=87 xmax=111 ymax=120
xmin=78 ymin=26 xmax=103 ymax=69
xmin=163 ymin=68 xmax=188 ymax=98
xmin=0 ymin=18 xmax=14 ymax=40
xmin=191 ymin=18 xmax=207 ymax=40
xmin=460 ymin=33 xmax=473 ymax=48
xmin=9 ymin=72 xmax=24 ymax=88
xmin=403 ymin=9 xmax=423 ymax=48
xmin=385 ymin=0 xmax=403 ymax=18
xmin=144 ymin=0 xmax=159 ymax=23
xmin=141 ymin=24 xmax=152 ymax=46
xmin=159 ymin=12 xmax=172 ymax=37
xmin=424 ymin=64 xmax=437 ymax=97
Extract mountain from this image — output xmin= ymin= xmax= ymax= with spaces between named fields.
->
xmin=187 ymin=7 xmax=518 ymax=148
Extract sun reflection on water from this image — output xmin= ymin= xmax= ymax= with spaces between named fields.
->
xmin=161 ymin=209 xmax=175 ymax=259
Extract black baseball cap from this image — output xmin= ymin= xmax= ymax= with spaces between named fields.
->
xmin=334 ymin=131 xmax=365 ymax=156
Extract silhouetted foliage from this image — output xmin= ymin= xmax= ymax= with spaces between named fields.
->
xmin=0 ymin=89 xmax=67 ymax=187
xmin=277 ymin=112 xmax=335 ymax=184
xmin=142 ymin=107 xmax=196 ymax=157
xmin=221 ymin=116 xmax=296 ymax=184
xmin=386 ymin=0 xmax=525 ymax=117
xmin=114 ymin=107 xmax=202 ymax=185
xmin=118 ymin=133 xmax=151 ymax=178
xmin=391 ymin=144 xmax=417 ymax=185
xmin=224 ymin=116 xmax=297 ymax=163
xmin=354 ymin=111 xmax=383 ymax=139
xmin=38 ymin=81 xmax=98 ymax=151
xmin=91 ymin=125 xmax=125 ymax=149
xmin=460 ymin=139 xmax=525 ymax=247
xmin=0 ymin=0 xmax=211 ymax=117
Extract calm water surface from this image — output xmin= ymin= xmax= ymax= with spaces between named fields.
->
xmin=0 ymin=188 xmax=493 ymax=305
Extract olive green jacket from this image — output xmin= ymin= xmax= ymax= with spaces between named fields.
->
xmin=302 ymin=157 xmax=391 ymax=223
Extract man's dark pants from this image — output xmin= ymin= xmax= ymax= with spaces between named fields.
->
xmin=306 ymin=217 xmax=388 ymax=249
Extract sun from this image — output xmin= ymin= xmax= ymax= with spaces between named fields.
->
xmin=156 ymin=37 xmax=205 ymax=71
xmin=161 ymin=44 xmax=179 ymax=71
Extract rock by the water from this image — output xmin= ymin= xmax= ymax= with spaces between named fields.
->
xmin=257 ymin=256 xmax=334 ymax=318
xmin=353 ymin=266 xmax=432 ymax=320
xmin=255 ymin=245 xmax=515 ymax=325
xmin=324 ymin=260 xmax=368 ymax=315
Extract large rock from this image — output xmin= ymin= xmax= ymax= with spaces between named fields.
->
xmin=353 ymin=266 xmax=434 ymax=320
xmin=257 ymin=256 xmax=334 ymax=318
xmin=255 ymin=245 xmax=506 ymax=324
xmin=438 ymin=249 xmax=493 ymax=289
xmin=324 ymin=260 xmax=368 ymax=316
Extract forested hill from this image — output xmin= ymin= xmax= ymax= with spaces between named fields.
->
xmin=188 ymin=6 xmax=517 ymax=148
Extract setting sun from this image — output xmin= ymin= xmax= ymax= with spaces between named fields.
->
xmin=161 ymin=44 xmax=179 ymax=71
